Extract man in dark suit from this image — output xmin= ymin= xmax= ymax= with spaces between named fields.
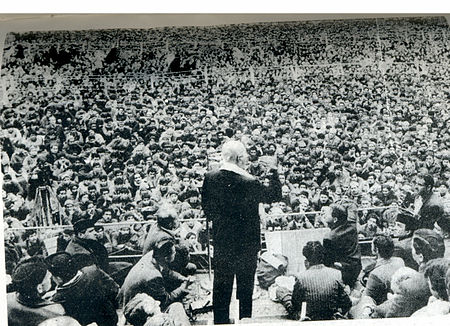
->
xmin=65 ymin=219 xmax=132 ymax=285
xmin=397 ymin=174 xmax=445 ymax=231
xmin=322 ymin=204 xmax=362 ymax=287
xmin=395 ymin=175 xmax=446 ymax=269
xmin=142 ymin=203 xmax=195 ymax=276
xmin=65 ymin=219 xmax=109 ymax=272
xmin=201 ymin=140 xmax=282 ymax=324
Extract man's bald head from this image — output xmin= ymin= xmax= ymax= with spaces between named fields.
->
xmin=221 ymin=140 xmax=248 ymax=169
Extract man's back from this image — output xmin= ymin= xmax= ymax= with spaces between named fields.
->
xmin=202 ymin=168 xmax=280 ymax=253
xmin=118 ymin=252 xmax=162 ymax=307
xmin=66 ymin=237 xmax=109 ymax=271
xmin=52 ymin=265 xmax=119 ymax=326
xmin=142 ymin=223 xmax=174 ymax=254
xmin=324 ymin=220 xmax=361 ymax=265
xmin=291 ymin=264 xmax=351 ymax=320
xmin=364 ymin=256 xmax=405 ymax=305
xmin=7 ymin=293 xmax=65 ymax=326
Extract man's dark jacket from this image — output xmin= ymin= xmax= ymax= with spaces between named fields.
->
xmin=142 ymin=224 xmax=191 ymax=274
xmin=284 ymin=264 xmax=352 ymax=320
xmin=201 ymin=166 xmax=282 ymax=255
xmin=142 ymin=224 xmax=178 ymax=255
xmin=7 ymin=293 xmax=65 ymax=326
xmin=323 ymin=219 xmax=362 ymax=286
xmin=52 ymin=265 xmax=119 ymax=326
xmin=117 ymin=252 xmax=186 ymax=310
xmin=65 ymin=237 xmax=109 ymax=272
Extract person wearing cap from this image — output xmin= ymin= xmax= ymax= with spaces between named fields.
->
xmin=65 ymin=218 xmax=109 ymax=272
xmin=201 ymin=140 xmax=282 ymax=324
xmin=118 ymin=240 xmax=192 ymax=326
xmin=45 ymin=252 xmax=119 ymax=326
xmin=166 ymin=187 xmax=183 ymax=214
xmin=66 ymin=218 xmax=132 ymax=285
xmin=7 ymin=256 xmax=66 ymax=326
xmin=394 ymin=175 xmax=446 ymax=268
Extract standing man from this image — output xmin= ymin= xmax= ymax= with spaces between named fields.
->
xmin=201 ymin=140 xmax=282 ymax=324
xmin=322 ymin=204 xmax=362 ymax=288
xmin=395 ymin=175 xmax=446 ymax=269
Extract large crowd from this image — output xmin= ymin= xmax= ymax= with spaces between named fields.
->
xmin=1 ymin=15 xmax=450 ymax=325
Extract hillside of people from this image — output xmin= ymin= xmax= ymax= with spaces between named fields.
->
xmin=2 ymin=15 xmax=450 ymax=325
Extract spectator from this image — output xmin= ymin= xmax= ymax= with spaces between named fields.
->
xmin=372 ymin=267 xmax=430 ymax=318
xmin=117 ymin=240 xmax=192 ymax=326
xmin=322 ymin=204 xmax=362 ymax=287
xmin=279 ymin=241 xmax=352 ymax=320
xmin=23 ymin=229 xmax=48 ymax=257
xmin=363 ymin=235 xmax=405 ymax=305
xmin=411 ymin=228 xmax=445 ymax=272
xmin=7 ymin=256 xmax=66 ymax=326
xmin=65 ymin=219 xmax=109 ymax=272
xmin=412 ymin=258 xmax=450 ymax=317
xmin=358 ymin=213 xmax=382 ymax=238
xmin=45 ymin=252 xmax=119 ymax=326
xmin=142 ymin=203 xmax=196 ymax=276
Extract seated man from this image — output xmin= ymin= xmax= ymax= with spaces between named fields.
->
xmin=7 ymin=256 xmax=66 ymax=326
xmin=118 ymin=239 xmax=192 ymax=326
xmin=45 ymin=252 xmax=119 ymax=326
xmin=65 ymin=218 xmax=132 ymax=285
xmin=279 ymin=241 xmax=352 ymax=321
xmin=123 ymin=293 xmax=177 ymax=326
xmin=372 ymin=267 xmax=430 ymax=318
xmin=412 ymin=258 xmax=450 ymax=317
xmin=142 ymin=203 xmax=195 ymax=275
xmin=358 ymin=213 xmax=381 ymax=238
xmin=411 ymin=228 xmax=445 ymax=272
xmin=363 ymin=235 xmax=405 ymax=305
xmin=65 ymin=219 xmax=109 ymax=271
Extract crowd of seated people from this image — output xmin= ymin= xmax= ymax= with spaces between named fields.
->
xmin=2 ymin=16 xmax=450 ymax=325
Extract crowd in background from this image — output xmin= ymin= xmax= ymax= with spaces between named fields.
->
xmin=2 ymin=15 xmax=450 ymax=326
xmin=1 ymin=15 xmax=450 ymax=262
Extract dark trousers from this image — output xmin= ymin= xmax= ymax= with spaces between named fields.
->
xmin=341 ymin=260 xmax=362 ymax=288
xmin=213 ymin=250 xmax=258 ymax=324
